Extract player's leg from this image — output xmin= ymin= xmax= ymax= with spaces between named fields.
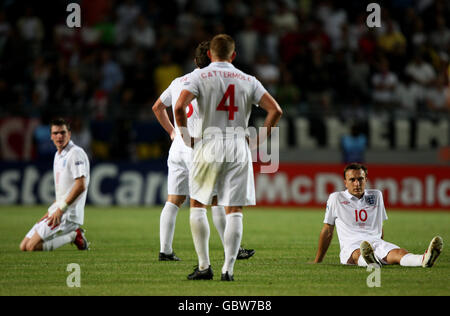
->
xmin=396 ymin=236 xmax=443 ymax=267
xmin=359 ymin=241 xmax=381 ymax=266
xmin=23 ymin=232 xmax=44 ymax=251
xmin=347 ymin=248 xmax=361 ymax=265
xmin=20 ymin=222 xmax=39 ymax=251
xmin=221 ymin=206 xmax=243 ymax=281
xmin=20 ymin=238 xmax=29 ymax=251
xmin=160 ymin=151 xmax=190 ymax=260
xmin=159 ymin=194 xmax=185 ymax=260
xmin=24 ymin=220 xmax=79 ymax=251
xmin=211 ymin=196 xmax=226 ymax=246
xmin=346 ymin=242 xmax=379 ymax=266
xmin=211 ymin=197 xmax=255 ymax=260
xmin=187 ymin=198 xmax=213 ymax=280
xmin=384 ymin=248 xmax=409 ymax=265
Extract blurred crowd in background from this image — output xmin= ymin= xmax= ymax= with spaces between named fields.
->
xmin=0 ymin=0 xmax=449 ymax=161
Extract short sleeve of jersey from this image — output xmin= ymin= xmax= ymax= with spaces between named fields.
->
xmin=378 ymin=191 xmax=388 ymax=221
xmin=159 ymin=85 xmax=172 ymax=107
xmin=251 ymin=77 xmax=268 ymax=105
xmin=182 ymin=71 xmax=200 ymax=97
xmin=323 ymin=193 xmax=337 ymax=225
xmin=69 ymin=149 xmax=88 ymax=180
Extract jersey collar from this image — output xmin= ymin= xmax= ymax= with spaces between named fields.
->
xmin=209 ymin=62 xmax=235 ymax=69
xmin=57 ymin=140 xmax=74 ymax=157
xmin=344 ymin=189 xmax=366 ymax=201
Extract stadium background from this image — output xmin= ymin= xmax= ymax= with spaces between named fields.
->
xmin=0 ymin=0 xmax=449 ymax=210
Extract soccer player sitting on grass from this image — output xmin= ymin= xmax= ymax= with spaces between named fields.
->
xmin=313 ymin=163 xmax=443 ymax=268
xmin=20 ymin=118 xmax=90 ymax=252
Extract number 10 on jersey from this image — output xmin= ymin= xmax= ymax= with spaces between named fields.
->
xmin=355 ymin=209 xmax=368 ymax=222
xmin=216 ymin=84 xmax=238 ymax=120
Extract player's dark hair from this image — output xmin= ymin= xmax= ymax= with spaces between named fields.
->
xmin=50 ymin=118 xmax=71 ymax=131
xmin=343 ymin=163 xmax=368 ymax=179
xmin=195 ymin=41 xmax=211 ymax=69
xmin=210 ymin=34 xmax=235 ymax=60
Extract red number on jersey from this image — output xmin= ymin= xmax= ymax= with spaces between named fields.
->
xmin=355 ymin=209 xmax=368 ymax=222
xmin=216 ymin=84 xmax=238 ymax=120
xmin=187 ymin=103 xmax=194 ymax=118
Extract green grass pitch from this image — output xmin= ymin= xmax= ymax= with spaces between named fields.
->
xmin=0 ymin=206 xmax=449 ymax=296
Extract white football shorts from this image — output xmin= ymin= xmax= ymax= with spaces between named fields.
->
xmin=340 ymin=238 xmax=400 ymax=265
xmin=167 ymin=149 xmax=192 ymax=196
xmin=189 ymin=137 xmax=255 ymax=206
xmin=25 ymin=204 xmax=79 ymax=241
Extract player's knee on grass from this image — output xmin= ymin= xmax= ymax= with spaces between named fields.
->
xmin=20 ymin=239 xmax=29 ymax=252
xmin=24 ymin=233 xmax=43 ymax=251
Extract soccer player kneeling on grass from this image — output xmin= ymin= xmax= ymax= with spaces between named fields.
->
xmin=20 ymin=118 xmax=90 ymax=252
xmin=313 ymin=163 xmax=443 ymax=268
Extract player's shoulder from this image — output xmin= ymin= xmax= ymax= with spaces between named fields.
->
xmin=327 ymin=191 xmax=341 ymax=203
xmin=68 ymin=143 xmax=89 ymax=160
xmin=175 ymin=69 xmax=200 ymax=85
xmin=365 ymin=189 xmax=383 ymax=198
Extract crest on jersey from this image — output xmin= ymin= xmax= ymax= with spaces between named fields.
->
xmin=365 ymin=195 xmax=376 ymax=206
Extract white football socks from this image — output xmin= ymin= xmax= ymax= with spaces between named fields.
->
xmin=159 ymin=202 xmax=179 ymax=254
xmin=357 ymin=254 xmax=369 ymax=267
xmin=399 ymin=253 xmax=423 ymax=267
xmin=211 ymin=206 xmax=226 ymax=247
xmin=222 ymin=212 xmax=243 ymax=276
xmin=190 ymin=207 xmax=210 ymax=270
xmin=43 ymin=231 xmax=77 ymax=251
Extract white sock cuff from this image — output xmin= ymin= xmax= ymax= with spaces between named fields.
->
xmin=165 ymin=201 xmax=179 ymax=209
xmin=190 ymin=207 xmax=207 ymax=216
xmin=211 ymin=205 xmax=225 ymax=212
xmin=226 ymin=212 xmax=243 ymax=219
xmin=357 ymin=255 xmax=368 ymax=267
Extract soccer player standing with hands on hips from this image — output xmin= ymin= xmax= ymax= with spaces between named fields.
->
xmin=152 ymin=41 xmax=255 ymax=261
xmin=175 ymin=34 xmax=282 ymax=281
xmin=20 ymin=118 xmax=90 ymax=252
xmin=313 ymin=163 xmax=443 ymax=268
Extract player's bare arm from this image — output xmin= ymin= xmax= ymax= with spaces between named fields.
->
xmin=256 ymin=92 xmax=283 ymax=146
xmin=152 ymin=98 xmax=176 ymax=140
xmin=174 ymin=89 xmax=196 ymax=146
xmin=47 ymin=176 xmax=86 ymax=229
xmin=314 ymin=223 xmax=335 ymax=263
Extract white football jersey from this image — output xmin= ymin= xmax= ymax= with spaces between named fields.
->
xmin=324 ymin=189 xmax=388 ymax=248
xmin=183 ymin=62 xmax=267 ymax=136
xmin=53 ymin=140 xmax=90 ymax=225
xmin=160 ymin=69 xmax=201 ymax=153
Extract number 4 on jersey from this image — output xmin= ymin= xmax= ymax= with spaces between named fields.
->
xmin=216 ymin=84 xmax=238 ymax=120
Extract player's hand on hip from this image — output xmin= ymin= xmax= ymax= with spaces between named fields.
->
xmin=38 ymin=212 xmax=49 ymax=223
xmin=47 ymin=209 xmax=63 ymax=229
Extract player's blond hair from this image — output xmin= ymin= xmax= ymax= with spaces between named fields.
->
xmin=210 ymin=34 xmax=235 ymax=61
